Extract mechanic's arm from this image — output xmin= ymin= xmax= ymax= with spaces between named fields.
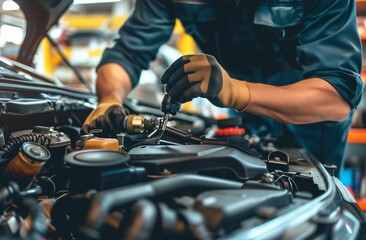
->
xmin=82 ymin=0 xmax=175 ymax=136
xmin=248 ymin=0 xmax=363 ymax=124
xmin=96 ymin=63 xmax=131 ymax=103
xmin=81 ymin=63 xmax=131 ymax=136
xmin=259 ymin=0 xmax=364 ymax=125
xmin=162 ymin=0 xmax=363 ymax=125
xmin=161 ymin=55 xmax=352 ymax=124
xmin=265 ymin=0 xmax=363 ymax=124
xmin=245 ymin=78 xmax=350 ymax=124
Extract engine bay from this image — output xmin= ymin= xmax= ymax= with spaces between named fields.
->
xmin=0 ymin=91 xmax=361 ymax=240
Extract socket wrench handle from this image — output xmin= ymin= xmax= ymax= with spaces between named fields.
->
xmin=161 ymin=94 xmax=181 ymax=116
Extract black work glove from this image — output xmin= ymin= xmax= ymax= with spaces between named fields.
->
xmin=81 ymin=97 xmax=129 ymax=137
xmin=161 ymin=54 xmax=250 ymax=111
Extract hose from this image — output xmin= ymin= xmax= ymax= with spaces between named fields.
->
xmin=78 ymin=174 xmax=243 ymax=239
xmin=22 ymin=198 xmax=47 ymax=240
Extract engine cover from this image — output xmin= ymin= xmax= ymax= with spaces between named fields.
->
xmin=129 ymin=144 xmax=268 ymax=180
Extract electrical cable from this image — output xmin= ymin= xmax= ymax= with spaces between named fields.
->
xmin=22 ymin=198 xmax=47 ymax=239
xmin=272 ymin=173 xmax=298 ymax=193
xmin=0 ymin=134 xmax=50 ymax=160
xmin=287 ymin=177 xmax=299 ymax=192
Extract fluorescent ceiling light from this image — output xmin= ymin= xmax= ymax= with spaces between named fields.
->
xmin=2 ymin=0 xmax=19 ymax=11
xmin=74 ymin=0 xmax=119 ymax=4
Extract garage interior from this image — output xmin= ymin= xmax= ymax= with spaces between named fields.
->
xmin=0 ymin=0 xmax=366 ymax=239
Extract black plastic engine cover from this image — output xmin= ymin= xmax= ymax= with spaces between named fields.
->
xmin=128 ymin=145 xmax=267 ymax=180
xmin=194 ymin=189 xmax=290 ymax=233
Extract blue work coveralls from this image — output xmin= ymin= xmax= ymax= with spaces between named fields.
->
xmin=98 ymin=0 xmax=364 ymax=176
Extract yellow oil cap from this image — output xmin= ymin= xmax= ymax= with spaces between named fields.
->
xmin=83 ymin=138 xmax=119 ymax=151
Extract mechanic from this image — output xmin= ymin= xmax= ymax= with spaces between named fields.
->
xmin=82 ymin=0 xmax=364 ymax=177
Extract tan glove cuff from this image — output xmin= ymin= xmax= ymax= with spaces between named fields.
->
xmin=83 ymin=96 xmax=122 ymax=129
xmin=229 ymin=79 xmax=251 ymax=112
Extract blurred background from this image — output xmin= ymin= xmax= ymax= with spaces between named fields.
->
xmin=0 ymin=0 xmax=196 ymax=89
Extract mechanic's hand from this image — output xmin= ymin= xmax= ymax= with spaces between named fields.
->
xmin=161 ymin=54 xmax=251 ymax=111
xmin=81 ymin=97 xmax=129 ymax=137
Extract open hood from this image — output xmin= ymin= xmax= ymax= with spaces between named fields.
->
xmin=14 ymin=0 xmax=73 ymax=66
xmin=0 ymin=0 xmax=95 ymax=103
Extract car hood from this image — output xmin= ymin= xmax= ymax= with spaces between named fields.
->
xmin=0 ymin=1 xmax=95 ymax=102
xmin=14 ymin=0 xmax=73 ymax=66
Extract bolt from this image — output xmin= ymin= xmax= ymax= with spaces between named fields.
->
xmin=161 ymin=169 xmax=172 ymax=176
xmin=261 ymin=173 xmax=274 ymax=183
xmin=117 ymin=133 xmax=126 ymax=147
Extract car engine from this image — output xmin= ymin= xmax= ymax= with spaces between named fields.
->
xmin=0 ymin=90 xmax=364 ymax=240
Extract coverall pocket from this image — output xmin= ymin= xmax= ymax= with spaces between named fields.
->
xmin=254 ymin=0 xmax=305 ymax=28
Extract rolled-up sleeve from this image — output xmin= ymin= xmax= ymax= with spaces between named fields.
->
xmin=297 ymin=0 xmax=364 ymax=109
xmin=97 ymin=0 xmax=175 ymax=88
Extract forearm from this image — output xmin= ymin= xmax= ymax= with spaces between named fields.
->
xmin=96 ymin=63 xmax=132 ymax=103
xmin=245 ymin=78 xmax=350 ymax=124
